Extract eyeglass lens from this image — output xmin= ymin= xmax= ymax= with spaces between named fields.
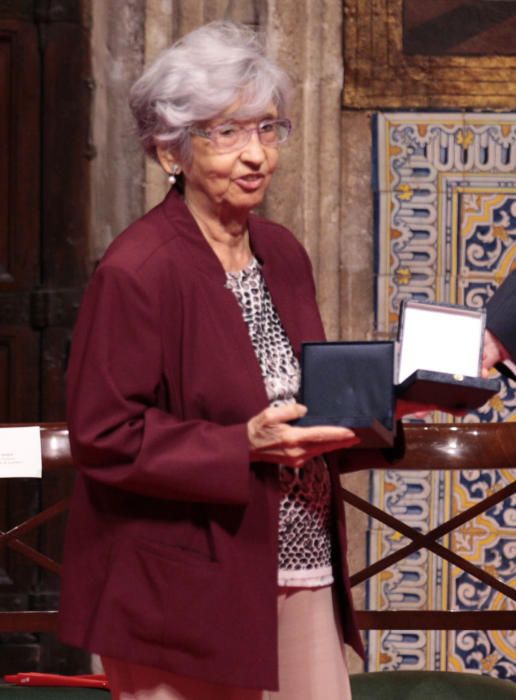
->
xmin=213 ymin=120 xmax=290 ymax=151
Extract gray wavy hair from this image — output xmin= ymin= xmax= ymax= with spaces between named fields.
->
xmin=129 ymin=21 xmax=293 ymax=163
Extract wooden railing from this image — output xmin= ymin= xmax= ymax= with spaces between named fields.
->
xmin=0 ymin=422 xmax=515 ymax=634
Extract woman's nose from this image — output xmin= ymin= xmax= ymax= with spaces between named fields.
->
xmin=240 ymin=129 xmax=266 ymax=162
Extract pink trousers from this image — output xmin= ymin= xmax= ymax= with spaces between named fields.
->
xmin=103 ymin=585 xmax=352 ymax=700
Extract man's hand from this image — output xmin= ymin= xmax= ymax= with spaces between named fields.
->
xmin=482 ymin=329 xmax=509 ymax=376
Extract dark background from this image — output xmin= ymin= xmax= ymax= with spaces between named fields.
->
xmin=0 ymin=0 xmax=91 ymax=675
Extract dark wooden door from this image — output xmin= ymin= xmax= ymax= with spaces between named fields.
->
xmin=0 ymin=0 xmax=90 ymax=675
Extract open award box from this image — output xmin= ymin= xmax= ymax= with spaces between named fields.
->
xmin=296 ymin=301 xmax=500 ymax=449
xmin=395 ymin=299 xmax=500 ymax=409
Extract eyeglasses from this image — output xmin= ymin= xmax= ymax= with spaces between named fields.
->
xmin=189 ymin=118 xmax=292 ymax=153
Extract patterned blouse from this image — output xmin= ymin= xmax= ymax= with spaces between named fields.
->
xmin=225 ymin=257 xmax=333 ymax=587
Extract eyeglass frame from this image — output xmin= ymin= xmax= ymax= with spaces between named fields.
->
xmin=188 ymin=118 xmax=292 ymax=153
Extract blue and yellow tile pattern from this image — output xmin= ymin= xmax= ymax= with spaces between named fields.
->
xmin=370 ymin=112 xmax=515 ymax=681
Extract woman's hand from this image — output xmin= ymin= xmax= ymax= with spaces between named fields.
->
xmin=247 ymin=403 xmax=359 ymax=468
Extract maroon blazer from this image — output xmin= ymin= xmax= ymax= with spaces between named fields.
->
xmin=58 ymin=190 xmax=363 ymax=691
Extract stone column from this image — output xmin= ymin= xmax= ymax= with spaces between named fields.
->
xmin=143 ymin=0 xmax=175 ymax=211
xmin=90 ymin=0 xmax=146 ymax=261
xmin=264 ymin=0 xmax=344 ymax=340
xmin=340 ymin=111 xmax=375 ymax=340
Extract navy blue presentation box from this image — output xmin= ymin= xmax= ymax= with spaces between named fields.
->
xmin=296 ymin=341 xmax=396 ymax=449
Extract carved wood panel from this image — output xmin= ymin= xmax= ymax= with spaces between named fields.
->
xmin=403 ymin=0 xmax=516 ymax=56
xmin=343 ymin=0 xmax=516 ymax=108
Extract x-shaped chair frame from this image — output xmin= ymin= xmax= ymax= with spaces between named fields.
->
xmin=347 ymin=422 xmax=516 ymax=630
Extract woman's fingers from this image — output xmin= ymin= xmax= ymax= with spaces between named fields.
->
xmin=286 ymin=424 xmax=356 ymax=444
xmin=248 ymin=401 xmax=359 ymax=466
xmin=249 ymin=411 xmax=355 ymax=448
xmin=247 ymin=403 xmax=307 ymax=450
xmin=261 ymin=402 xmax=308 ymax=424
xmin=252 ymin=433 xmax=359 ymax=467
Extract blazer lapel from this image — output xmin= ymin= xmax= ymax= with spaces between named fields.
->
xmin=161 ymin=191 xmax=269 ymax=412
xmin=250 ymin=220 xmax=325 ymax=357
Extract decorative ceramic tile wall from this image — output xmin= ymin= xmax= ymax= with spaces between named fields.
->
xmin=370 ymin=112 xmax=515 ymax=681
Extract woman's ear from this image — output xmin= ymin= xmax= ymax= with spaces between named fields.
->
xmin=156 ymin=145 xmax=180 ymax=175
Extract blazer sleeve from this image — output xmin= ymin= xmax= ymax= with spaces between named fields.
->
xmin=486 ymin=270 xmax=516 ymax=361
xmin=66 ymin=263 xmax=251 ymax=505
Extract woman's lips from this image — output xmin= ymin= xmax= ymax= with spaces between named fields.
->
xmin=234 ymin=174 xmax=265 ymax=191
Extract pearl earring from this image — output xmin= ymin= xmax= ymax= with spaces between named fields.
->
xmin=168 ymin=164 xmax=180 ymax=186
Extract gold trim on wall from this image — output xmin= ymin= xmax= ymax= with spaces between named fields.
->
xmin=343 ymin=0 xmax=516 ymax=109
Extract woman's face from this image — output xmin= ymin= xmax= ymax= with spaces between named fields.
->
xmin=180 ymin=103 xmax=280 ymax=215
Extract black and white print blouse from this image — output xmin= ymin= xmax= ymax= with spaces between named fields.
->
xmin=225 ymin=257 xmax=333 ymax=587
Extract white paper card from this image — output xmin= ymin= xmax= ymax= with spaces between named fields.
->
xmin=0 ymin=427 xmax=42 ymax=478
xmin=398 ymin=304 xmax=483 ymax=383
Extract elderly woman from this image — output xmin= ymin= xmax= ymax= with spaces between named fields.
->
xmin=59 ymin=21 xmax=362 ymax=700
